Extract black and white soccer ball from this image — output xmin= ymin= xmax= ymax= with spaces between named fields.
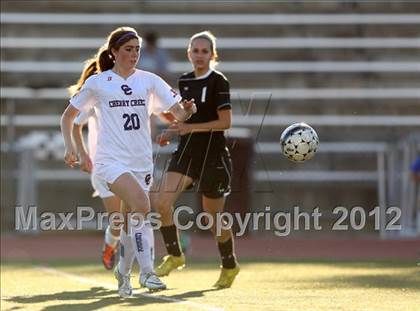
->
xmin=280 ymin=123 xmax=319 ymax=162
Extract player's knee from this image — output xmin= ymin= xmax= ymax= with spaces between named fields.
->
xmin=127 ymin=193 xmax=150 ymax=215
xmin=109 ymin=215 xmax=124 ymax=228
xmin=154 ymin=196 xmax=173 ymax=216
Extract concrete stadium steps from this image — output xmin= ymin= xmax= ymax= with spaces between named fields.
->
xmin=5 ymin=97 xmax=420 ymax=116
xmin=0 ymin=2 xmax=286 ymax=14
xmin=3 ymin=37 xmax=420 ymax=50
xmin=3 ymin=71 xmax=420 ymax=89
xmin=1 ymin=5 xmax=419 ymax=217
xmin=230 ymin=97 xmax=420 ymax=115
xmin=2 ymin=119 xmax=418 ymax=145
xmin=4 ymin=1 xmax=420 ymax=14
xmin=4 ymin=143 xmax=379 ymax=172
xmin=3 ymin=46 xmax=420 ymax=62
xmin=3 ymin=23 xmax=420 ymax=38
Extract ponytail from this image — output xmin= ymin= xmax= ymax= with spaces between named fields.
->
xmin=98 ymin=48 xmax=114 ymax=73
xmin=68 ymin=58 xmax=97 ymax=97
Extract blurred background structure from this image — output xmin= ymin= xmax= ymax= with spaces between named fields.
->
xmin=1 ymin=1 xmax=420 ymax=239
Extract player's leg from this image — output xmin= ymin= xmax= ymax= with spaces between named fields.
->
xmin=101 ymin=196 xmax=121 ymax=270
xmin=151 ymin=171 xmax=193 ymax=276
xmin=92 ymin=172 xmax=122 ymax=270
xmin=200 ymin=151 xmax=239 ymax=288
xmin=109 ymin=172 xmax=166 ymax=291
xmin=116 ymin=200 xmax=135 ymax=276
xmin=103 ymin=196 xmax=121 ymax=242
xmin=114 ymin=200 xmax=134 ymax=298
xmin=202 ymin=195 xmax=239 ymax=288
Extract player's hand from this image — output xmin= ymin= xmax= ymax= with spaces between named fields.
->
xmin=79 ymin=153 xmax=93 ymax=173
xmin=156 ymin=132 xmax=172 ymax=146
xmin=160 ymin=111 xmax=177 ymax=123
xmin=64 ymin=148 xmax=78 ymax=168
xmin=181 ymin=99 xmax=197 ymax=115
xmin=171 ymin=122 xmax=192 ymax=136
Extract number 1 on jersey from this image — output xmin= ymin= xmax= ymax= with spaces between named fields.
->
xmin=201 ymin=86 xmax=207 ymax=103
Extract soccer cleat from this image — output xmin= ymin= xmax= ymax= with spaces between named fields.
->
xmin=114 ymin=265 xmax=133 ymax=298
xmin=155 ymin=254 xmax=186 ymax=277
xmin=102 ymin=243 xmax=117 ymax=270
xmin=213 ymin=264 xmax=240 ymax=289
xmin=140 ymin=272 xmax=167 ymax=291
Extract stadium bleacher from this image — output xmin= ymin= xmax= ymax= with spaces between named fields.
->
xmin=1 ymin=1 xmax=419 ymax=236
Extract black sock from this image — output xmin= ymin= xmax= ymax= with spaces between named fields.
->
xmin=160 ymin=225 xmax=182 ymax=257
xmin=217 ymin=238 xmax=236 ymax=269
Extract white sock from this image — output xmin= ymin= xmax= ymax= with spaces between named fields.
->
xmin=130 ymin=217 xmax=155 ymax=275
xmin=105 ymin=226 xmax=120 ymax=247
xmin=118 ymin=229 xmax=135 ymax=276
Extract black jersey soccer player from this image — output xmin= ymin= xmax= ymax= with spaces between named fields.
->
xmin=152 ymin=31 xmax=239 ymax=288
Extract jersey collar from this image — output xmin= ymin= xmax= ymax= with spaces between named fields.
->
xmin=109 ymin=68 xmax=137 ymax=81
xmin=194 ymin=69 xmax=213 ymax=80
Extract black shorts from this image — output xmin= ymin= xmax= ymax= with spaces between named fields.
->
xmin=167 ymin=148 xmax=232 ymax=198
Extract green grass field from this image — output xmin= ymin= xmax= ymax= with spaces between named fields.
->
xmin=1 ymin=259 xmax=419 ymax=311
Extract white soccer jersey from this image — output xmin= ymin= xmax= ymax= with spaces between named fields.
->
xmin=74 ymin=109 xmax=98 ymax=160
xmin=70 ymin=69 xmax=181 ymax=172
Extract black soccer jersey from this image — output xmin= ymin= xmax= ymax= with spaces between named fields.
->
xmin=177 ymin=70 xmax=232 ymax=155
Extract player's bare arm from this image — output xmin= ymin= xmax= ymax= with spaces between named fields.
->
xmin=173 ymin=108 xmax=231 ymax=136
xmin=157 ymin=99 xmax=197 ymax=145
xmin=167 ymin=99 xmax=197 ymax=122
xmin=61 ymin=105 xmax=80 ymax=168
xmin=72 ymin=123 xmax=93 ymax=173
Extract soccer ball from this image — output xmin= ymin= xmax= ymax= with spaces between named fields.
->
xmin=280 ymin=123 xmax=319 ymax=162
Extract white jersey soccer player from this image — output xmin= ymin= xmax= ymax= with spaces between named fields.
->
xmin=70 ymin=68 xmax=182 ymax=294
xmin=62 ymin=27 xmax=196 ymax=296
xmin=70 ymin=69 xmax=182 ymax=184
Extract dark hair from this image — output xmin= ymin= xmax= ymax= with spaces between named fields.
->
xmin=69 ymin=27 xmax=141 ymax=96
xmin=144 ymin=31 xmax=158 ymax=45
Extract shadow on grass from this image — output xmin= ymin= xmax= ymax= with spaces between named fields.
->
xmin=5 ymin=287 xmax=119 ymax=311
xmin=5 ymin=286 xmax=223 ymax=311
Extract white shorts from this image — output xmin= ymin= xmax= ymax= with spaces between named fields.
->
xmin=93 ymin=162 xmax=153 ymax=196
xmin=91 ymin=172 xmax=114 ymax=199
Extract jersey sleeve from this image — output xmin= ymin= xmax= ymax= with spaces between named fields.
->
xmin=74 ymin=108 xmax=95 ymax=125
xmin=69 ymin=76 xmax=97 ymax=114
xmin=215 ymin=76 xmax=232 ymax=111
xmin=150 ymin=74 xmax=182 ymax=115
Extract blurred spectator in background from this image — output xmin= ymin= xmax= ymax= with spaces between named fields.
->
xmin=411 ymin=156 xmax=420 ymax=182
xmin=138 ymin=31 xmax=173 ymax=139
xmin=138 ymin=31 xmax=172 ymax=82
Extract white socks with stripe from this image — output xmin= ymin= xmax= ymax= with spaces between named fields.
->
xmin=105 ymin=226 xmax=120 ymax=247
xmin=118 ymin=228 xmax=135 ymax=276
xmin=130 ymin=217 xmax=155 ymax=276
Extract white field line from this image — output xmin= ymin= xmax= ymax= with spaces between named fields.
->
xmin=37 ymin=265 xmax=224 ymax=311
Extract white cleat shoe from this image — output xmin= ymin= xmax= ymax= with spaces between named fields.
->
xmin=114 ymin=266 xmax=133 ymax=298
xmin=140 ymin=272 xmax=167 ymax=292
